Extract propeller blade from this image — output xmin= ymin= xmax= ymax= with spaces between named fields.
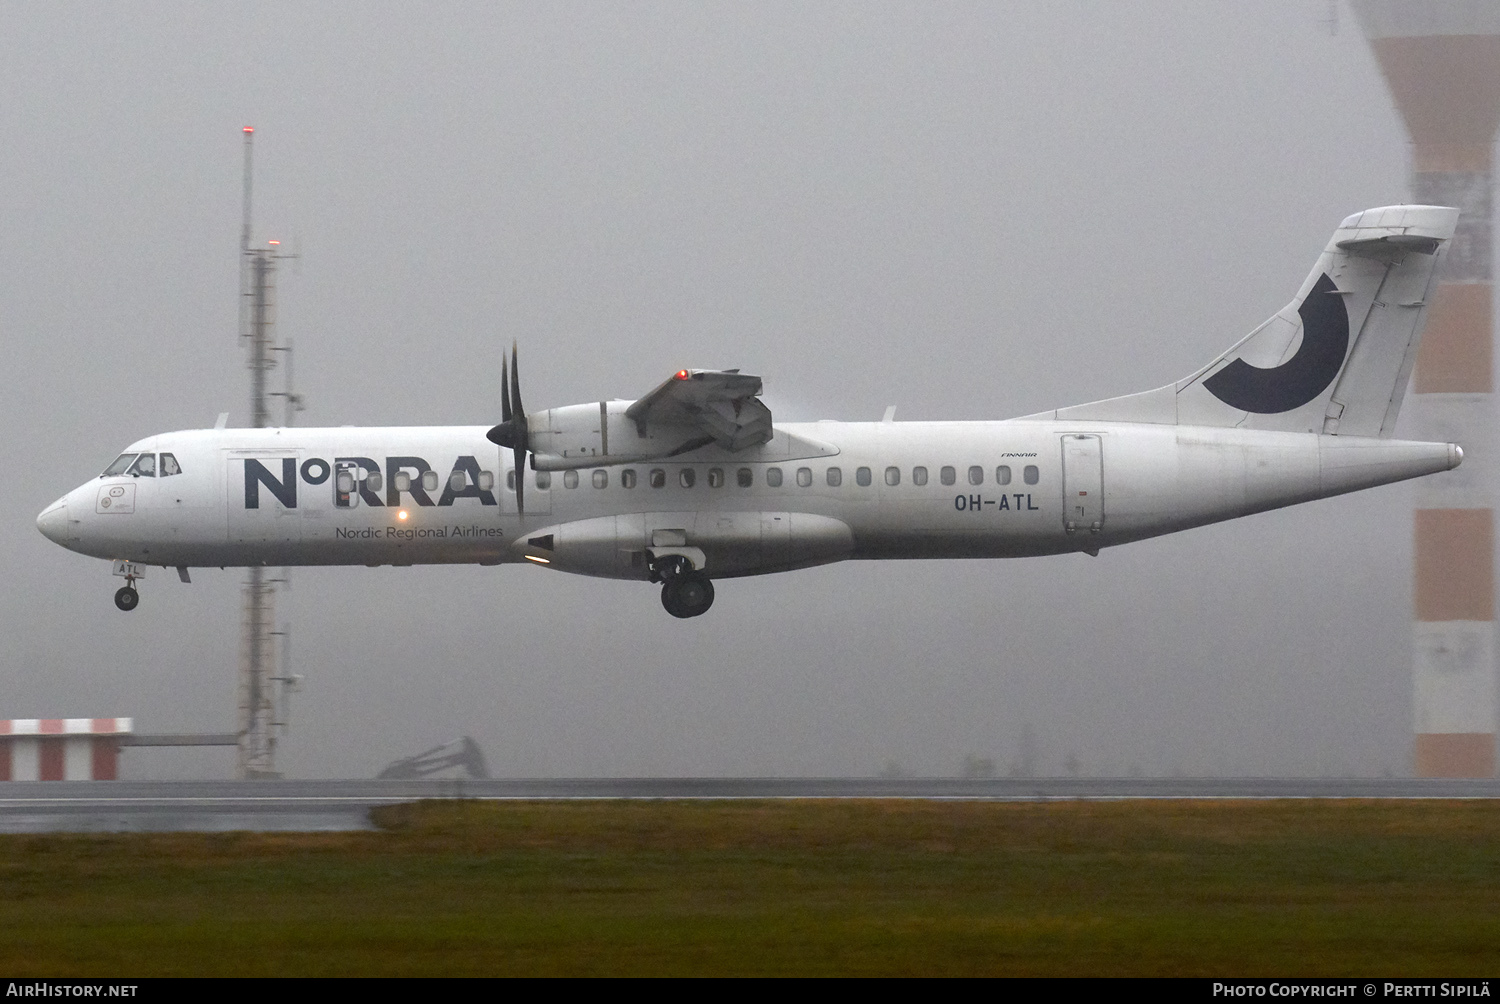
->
xmin=487 ymin=350 xmax=518 ymax=448
xmin=511 ymin=343 xmax=528 ymax=515
xmin=510 ymin=342 xmax=523 ymax=417
xmin=484 ymin=342 xmax=530 ymax=514
xmin=513 ymin=445 xmax=525 ymax=516
xmin=500 ymin=355 xmax=512 ymax=423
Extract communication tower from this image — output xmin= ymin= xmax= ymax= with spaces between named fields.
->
xmin=238 ymin=126 xmax=302 ymax=779
xmin=1354 ymin=0 xmax=1500 ymax=777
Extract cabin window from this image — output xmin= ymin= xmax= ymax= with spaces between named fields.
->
xmin=827 ymin=467 xmax=842 ymax=487
xmin=650 ymin=468 xmax=666 ymax=488
xmin=506 ymin=470 xmax=516 ymax=491
xmin=621 ymin=469 xmax=637 ymax=489
xmin=478 ymin=471 xmax=495 ymax=492
xmin=337 ymin=472 xmax=355 ymax=493
xmin=912 ymin=466 xmax=928 ymax=486
xmin=127 ymin=453 xmax=157 ymax=478
xmin=737 ymin=467 xmax=753 ymax=488
xmin=449 ymin=471 xmax=466 ymax=492
xmin=593 ymin=469 xmax=608 ymax=489
xmin=885 ymin=466 xmax=900 ymax=486
xmin=856 ymin=467 xmax=872 ymax=487
xmin=796 ymin=467 xmax=812 ymax=487
xmin=680 ymin=468 xmax=696 ymax=488
xmin=996 ymin=465 xmax=1012 ymax=485
xmin=940 ymin=466 xmax=956 ymax=486
xmin=101 ymin=454 xmax=138 ymax=478
xmin=160 ymin=453 xmax=182 ymax=477
xmin=708 ymin=467 xmax=724 ymax=488
xmin=1024 ymin=465 xmax=1039 ymax=485
xmin=967 ymin=465 xmax=984 ymax=486
xmin=563 ymin=470 xmax=580 ymax=489
xmin=394 ymin=471 xmax=412 ymax=492
xmin=366 ymin=471 xmax=383 ymax=492
xmin=421 ymin=470 xmax=440 ymax=492
xmin=535 ymin=471 xmax=551 ymax=490
xmin=766 ymin=467 xmax=783 ymax=487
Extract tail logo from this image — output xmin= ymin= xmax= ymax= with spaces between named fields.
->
xmin=1203 ymin=273 xmax=1349 ymax=414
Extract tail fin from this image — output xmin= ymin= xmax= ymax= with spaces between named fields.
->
xmin=1040 ymin=205 xmax=1459 ymax=436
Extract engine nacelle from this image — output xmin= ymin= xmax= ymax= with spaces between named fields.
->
xmin=515 ymin=510 xmax=855 ymax=579
xmin=527 ymin=401 xmax=703 ymax=471
xmin=526 ymin=401 xmax=840 ymax=471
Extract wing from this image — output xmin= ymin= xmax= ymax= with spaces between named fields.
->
xmin=624 ymin=369 xmax=774 ymax=452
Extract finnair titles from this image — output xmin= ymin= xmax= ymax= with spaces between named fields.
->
xmin=40 ymin=206 xmax=1464 ymax=619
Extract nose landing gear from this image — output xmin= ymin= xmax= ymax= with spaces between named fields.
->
xmin=114 ymin=584 xmax=139 ymax=611
xmin=651 ymin=554 xmax=715 ymax=619
xmin=111 ymin=561 xmax=142 ymax=611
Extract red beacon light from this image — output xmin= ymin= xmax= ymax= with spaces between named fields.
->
xmin=674 ymin=369 xmax=690 ymax=380
xmin=268 ymin=240 xmax=280 ymax=246
xmin=243 ymin=126 xmax=254 ymax=134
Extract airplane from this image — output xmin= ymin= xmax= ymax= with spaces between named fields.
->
xmin=38 ymin=204 xmax=1463 ymax=619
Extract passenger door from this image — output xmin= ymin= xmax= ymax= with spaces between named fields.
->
xmin=1061 ymin=434 xmax=1104 ymax=534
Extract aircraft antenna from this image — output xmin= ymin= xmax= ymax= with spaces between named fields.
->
xmin=239 ymin=127 xmax=252 ymax=344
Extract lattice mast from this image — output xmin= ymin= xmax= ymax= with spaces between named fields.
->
xmin=236 ymin=126 xmax=300 ymax=779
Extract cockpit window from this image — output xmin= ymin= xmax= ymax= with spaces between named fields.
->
xmin=101 ymin=454 xmax=138 ymax=477
xmin=160 ymin=453 xmax=181 ymax=477
xmin=127 ymin=453 xmax=157 ymax=478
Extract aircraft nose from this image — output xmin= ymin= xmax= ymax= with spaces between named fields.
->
xmin=37 ymin=497 xmax=70 ymax=545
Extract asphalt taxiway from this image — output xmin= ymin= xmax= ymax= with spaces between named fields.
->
xmin=2 ymin=777 xmax=1499 ymax=832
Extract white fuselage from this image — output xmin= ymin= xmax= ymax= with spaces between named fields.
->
xmin=37 ymin=420 xmax=1459 ymax=580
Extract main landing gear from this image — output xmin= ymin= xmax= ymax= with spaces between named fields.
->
xmin=652 ymin=555 xmax=715 ymax=619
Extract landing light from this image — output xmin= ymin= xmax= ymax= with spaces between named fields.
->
xmin=397 ymin=511 xmax=408 ymax=521
xmin=525 ymin=554 xmax=550 ymax=564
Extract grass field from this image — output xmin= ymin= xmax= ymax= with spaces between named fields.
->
xmin=1 ymin=799 xmax=1498 ymax=976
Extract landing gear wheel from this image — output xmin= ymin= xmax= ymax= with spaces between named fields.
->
xmin=661 ymin=571 xmax=714 ymax=619
xmin=114 ymin=586 xmax=140 ymax=612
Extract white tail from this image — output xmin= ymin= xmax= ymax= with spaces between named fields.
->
xmin=1033 ymin=205 xmax=1459 ymax=436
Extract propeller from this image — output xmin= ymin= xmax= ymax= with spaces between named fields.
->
xmin=486 ymin=342 xmax=530 ymax=515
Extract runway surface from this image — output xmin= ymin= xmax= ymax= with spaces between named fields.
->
xmin=2 ymin=777 xmax=1500 ymax=832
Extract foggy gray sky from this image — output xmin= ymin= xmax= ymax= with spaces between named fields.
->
xmin=1 ymin=1 xmax=1443 ymax=778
